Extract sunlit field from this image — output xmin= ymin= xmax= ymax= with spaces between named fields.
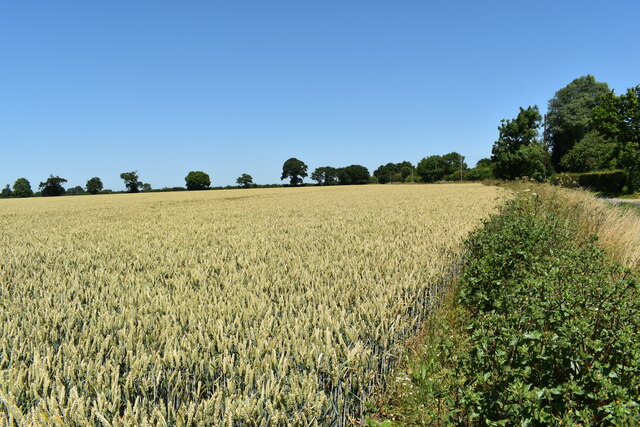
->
xmin=0 ymin=184 xmax=505 ymax=425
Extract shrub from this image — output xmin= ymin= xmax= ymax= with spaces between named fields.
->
xmin=553 ymin=170 xmax=627 ymax=193
xmin=577 ymin=170 xmax=627 ymax=193
xmin=456 ymin=191 xmax=640 ymax=424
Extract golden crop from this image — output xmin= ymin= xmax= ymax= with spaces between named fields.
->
xmin=0 ymin=184 xmax=504 ymax=425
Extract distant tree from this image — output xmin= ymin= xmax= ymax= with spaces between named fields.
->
xmin=416 ymin=155 xmax=447 ymax=182
xmin=311 ymin=166 xmax=339 ymax=185
xmin=547 ymin=75 xmax=610 ymax=169
xmin=465 ymin=165 xmax=494 ymax=181
xmin=13 ymin=178 xmax=33 ymax=198
xmin=141 ymin=183 xmax=152 ymax=191
xmin=281 ymin=158 xmax=308 ymax=186
xmin=39 ymin=175 xmax=67 ymax=197
xmin=120 ymin=171 xmax=142 ymax=193
xmin=373 ymin=161 xmax=415 ymax=184
xmin=591 ymin=85 xmax=640 ymax=189
xmin=560 ymin=131 xmax=617 ymax=172
xmin=66 ymin=186 xmax=86 ymax=195
xmin=491 ymin=106 xmax=548 ymax=180
xmin=236 ymin=173 xmax=254 ymax=188
xmin=462 ymin=158 xmax=494 ymax=181
xmin=185 ymin=171 xmax=211 ymax=190
xmin=337 ymin=165 xmax=370 ymax=185
xmin=442 ymin=152 xmax=468 ymax=180
xmin=1 ymin=185 xmax=12 ymax=198
xmin=86 ymin=177 xmax=103 ymax=194
xmin=475 ymin=158 xmax=492 ymax=168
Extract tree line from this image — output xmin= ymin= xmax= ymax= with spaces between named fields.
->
xmin=3 ymin=74 xmax=636 ymax=198
xmin=490 ymin=75 xmax=640 ymax=192
xmin=1 ymin=154 xmax=492 ymax=198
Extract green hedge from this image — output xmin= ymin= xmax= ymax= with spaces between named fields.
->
xmin=455 ymin=192 xmax=640 ymax=424
xmin=552 ymin=170 xmax=627 ymax=193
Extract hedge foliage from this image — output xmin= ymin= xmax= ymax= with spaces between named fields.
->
xmin=456 ymin=191 xmax=640 ymax=424
xmin=552 ymin=170 xmax=628 ymax=193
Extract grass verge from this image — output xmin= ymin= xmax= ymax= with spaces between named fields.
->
xmin=368 ymin=184 xmax=640 ymax=425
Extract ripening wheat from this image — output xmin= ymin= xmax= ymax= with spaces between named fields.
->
xmin=0 ymin=184 xmax=505 ymax=425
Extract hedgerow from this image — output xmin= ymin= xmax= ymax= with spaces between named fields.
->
xmin=456 ymin=190 xmax=640 ymax=424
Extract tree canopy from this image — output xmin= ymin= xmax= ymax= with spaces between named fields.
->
xmin=185 ymin=171 xmax=211 ymax=191
xmin=337 ymin=165 xmax=370 ymax=185
xmin=66 ymin=186 xmax=86 ymax=195
xmin=491 ymin=106 xmax=548 ymax=181
xmin=311 ymin=167 xmax=339 ymax=185
xmin=281 ymin=158 xmax=308 ymax=186
xmin=86 ymin=177 xmax=103 ymax=194
xmin=1 ymin=185 xmax=12 ymax=198
xmin=547 ymin=75 xmax=610 ymax=169
xmin=39 ymin=175 xmax=67 ymax=197
xmin=120 ymin=171 xmax=142 ymax=193
xmin=591 ymin=85 xmax=640 ymax=189
xmin=13 ymin=178 xmax=33 ymax=198
xmin=373 ymin=162 xmax=414 ymax=184
xmin=560 ymin=131 xmax=616 ymax=173
xmin=236 ymin=173 xmax=254 ymax=188
xmin=415 ymin=152 xmax=465 ymax=182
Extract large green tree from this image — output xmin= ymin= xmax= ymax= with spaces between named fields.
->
xmin=373 ymin=161 xmax=414 ymax=184
xmin=416 ymin=155 xmax=446 ymax=183
xmin=13 ymin=178 xmax=33 ymax=197
xmin=120 ymin=171 xmax=142 ymax=193
xmin=39 ymin=175 xmax=67 ymax=197
xmin=185 ymin=171 xmax=211 ymax=190
xmin=547 ymin=75 xmax=610 ymax=169
xmin=281 ymin=158 xmax=308 ymax=186
xmin=591 ymin=85 xmax=640 ymax=189
xmin=416 ymin=153 xmax=464 ymax=183
xmin=560 ymin=131 xmax=616 ymax=172
xmin=311 ymin=166 xmax=339 ymax=185
xmin=86 ymin=177 xmax=103 ymax=194
xmin=442 ymin=152 xmax=467 ymax=181
xmin=236 ymin=173 xmax=254 ymax=188
xmin=337 ymin=165 xmax=369 ymax=185
xmin=491 ymin=106 xmax=549 ymax=180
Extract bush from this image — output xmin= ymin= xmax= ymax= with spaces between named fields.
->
xmin=577 ymin=170 xmax=627 ymax=193
xmin=456 ymin=191 xmax=640 ymax=424
xmin=553 ymin=170 xmax=627 ymax=193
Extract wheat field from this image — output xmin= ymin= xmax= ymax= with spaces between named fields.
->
xmin=0 ymin=184 xmax=505 ymax=425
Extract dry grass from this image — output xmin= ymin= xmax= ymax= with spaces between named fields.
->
xmin=0 ymin=184 xmax=505 ymax=425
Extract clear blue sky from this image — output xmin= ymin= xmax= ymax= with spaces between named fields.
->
xmin=1 ymin=0 xmax=638 ymax=190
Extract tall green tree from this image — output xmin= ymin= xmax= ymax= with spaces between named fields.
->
xmin=442 ymin=152 xmax=467 ymax=180
xmin=281 ymin=158 xmax=308 ymax=186
xmin=39 ymin=175 xmax=67 ymax=197
xmin=560 ymin=131 xmax=616 ymax=172
xmin=547 ymin=75 xmax=610 ymax=169
xmin=491 ymin=106 xmax=548 ymax=180
xmin=591 ymin=85 xmax=640 ymax=189
xmin=236 ymin=173 xmax=254 ymax=188
xmin=311 ymin=166 xmax=339 ymax=185
xmin=416 ymin=155 xmax=446 ymax=183
xmin=337 ymin=165 xmax=370 ymax=185
xmin=120 ymin=171 xmax=142 ymax=193
xmin=13 ymin=178 xmax=33 ymax=197
xmin=185 ymin=171 xmax=211 ymax=190
xmin=86 ymin=177 xmax=103 ymax=194
xmin=373 ymin=161 xmax=414 ymax=183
